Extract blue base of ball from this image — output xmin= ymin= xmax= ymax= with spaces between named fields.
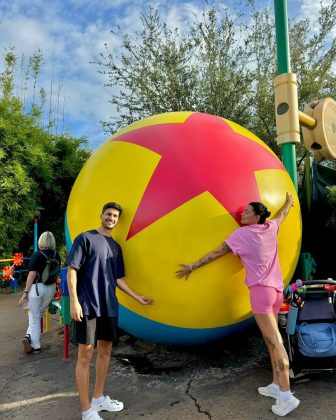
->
xmin=119 ymin=305 xmax=254 ymax=346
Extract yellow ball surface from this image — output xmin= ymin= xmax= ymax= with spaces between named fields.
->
xmin=65 ymin=112 xmax=301 ymax=345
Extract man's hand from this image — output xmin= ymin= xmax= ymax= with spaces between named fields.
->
xmin=137 ymin=296 xmax=153 ymax=305
xmin=70 ymin=300 xmax=83 ymax=321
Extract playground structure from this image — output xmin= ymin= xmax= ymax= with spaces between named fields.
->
xmin=0 ymin=253 xmax=24 ymax=293
xmin=273 ymin=2 xmax=336 ymax=178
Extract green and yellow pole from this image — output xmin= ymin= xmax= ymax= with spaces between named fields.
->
xmin=274 ymin=0 xmax=298 ymax=191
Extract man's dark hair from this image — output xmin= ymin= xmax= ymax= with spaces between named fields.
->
xmin=102 ymin=202 xmax=123 ymax=215
xmin=249 ymin=202 xmax=271 ymax=224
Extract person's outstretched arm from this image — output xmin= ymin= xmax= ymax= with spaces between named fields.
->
xmin=117 ymin=278 xmax=153 ymax=305
xmin=176 ymin=242 xmax=231 ymax=280
xmin=273 ymin=192 xmax=294 ymax=225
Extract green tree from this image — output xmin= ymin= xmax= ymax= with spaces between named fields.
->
xmin=0 ymin=49 xmax=90 ymax=257
xmin=326 ymin=185 xmax=336 ymax=230
xmin=97 ymin=0 xmax=336 ymax=156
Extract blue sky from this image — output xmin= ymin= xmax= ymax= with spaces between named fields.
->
xmin=0 ymin=0 xmax=328 ymax=149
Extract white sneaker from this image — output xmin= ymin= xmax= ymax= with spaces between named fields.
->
xmin=272 ymin=396 xmax=300 ymax=417
xmin=258 ymin=384 xmax=280 ymax=399
xmin=82 ymin=409 xmax=103 ymax=420
xmin=91 ymin=396 xmax=124 ymax=412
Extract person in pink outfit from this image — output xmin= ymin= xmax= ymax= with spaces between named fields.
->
xmin=176 ymin=193 xmax=300 ymax=417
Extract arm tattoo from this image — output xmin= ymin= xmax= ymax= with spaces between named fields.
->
xmin=194 ymin=243 xmax=228 ymax=269
xmin=197 ymin=255 xmax=213 ymax=267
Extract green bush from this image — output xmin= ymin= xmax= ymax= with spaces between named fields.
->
xmin=326 ymin=186 xmax=336 ymax=229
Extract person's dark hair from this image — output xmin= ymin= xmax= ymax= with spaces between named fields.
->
xmin=249 ymin=202 xmax=271 ymax=224
xmin=102 ymin=202 xmax=123 ymax=216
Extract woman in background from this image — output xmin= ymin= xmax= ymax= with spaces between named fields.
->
xmin=19 ymin=231 xmax=61 ymax=354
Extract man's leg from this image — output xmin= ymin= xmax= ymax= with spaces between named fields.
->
xmin=76 ymin=343 xmax=95 ymax=411
xmin=91 ymin=318 xmax=123 ymax=413
xmin=93 ymin=340 xmax=112 ymax=399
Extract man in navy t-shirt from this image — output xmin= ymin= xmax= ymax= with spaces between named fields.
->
xmin=67 ymin=202 xmax=152 ymax=420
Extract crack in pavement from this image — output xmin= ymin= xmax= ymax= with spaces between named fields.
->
xmin=0 ymin=352 xmax=71 ymax=396
xmin=0 ymin=365 xmax=18 ymax=395
xmin=186 ymin=378 xmax=212 ymax=419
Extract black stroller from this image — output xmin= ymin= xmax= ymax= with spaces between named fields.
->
xmin=282 ymin=279 xmax=336 ymax=378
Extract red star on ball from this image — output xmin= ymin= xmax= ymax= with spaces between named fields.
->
xmin=112 ymin=113 xmax=284 ymax=239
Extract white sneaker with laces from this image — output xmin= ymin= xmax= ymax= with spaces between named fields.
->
xmin=82 ymin=409 xmax=103 ymax=420
xmin=258 ymin=384 xmax=280 ymax=399
xmin=91 ymin=396 xmax=124 ymax=412
xmin=272 ymin=396 xmax=300 ymax=417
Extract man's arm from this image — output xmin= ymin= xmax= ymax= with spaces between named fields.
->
xmin=67 ymin=266 xmax=83 ymax=321
xmin=176 ymin=242 xmax=232 ymax=279
xmin=116 ymin=278 xmax=153 ymax=305
xmin=273 ymin=193 xmax=294 ymax=225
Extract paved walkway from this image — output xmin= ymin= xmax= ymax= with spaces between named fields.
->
xmin=0 ymin=292 xmax=335 ymax=419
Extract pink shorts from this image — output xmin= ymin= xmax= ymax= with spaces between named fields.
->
xmin=249 ymin=285 xmax=283 ymax=314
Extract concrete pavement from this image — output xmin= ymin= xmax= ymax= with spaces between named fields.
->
xmin=0 ymin=292 xmax=335 ymax=419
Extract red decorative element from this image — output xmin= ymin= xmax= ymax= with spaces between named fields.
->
xmin=55 ymin=278 xmax=63 ymax=300
xmin=2 ymin=265 xmax=14 ymax=280
xmin=13 ymin=253 xmax=24 ymax=266
xmin=324 ymin=284 xmax=336 ymax=291
xmin=112 ymin=113 xmax=284 ymax=239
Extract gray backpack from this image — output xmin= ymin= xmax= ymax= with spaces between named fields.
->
xmin=38 ymin=251 xmax=60 ymax=285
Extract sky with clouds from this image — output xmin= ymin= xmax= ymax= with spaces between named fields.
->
xmin=0 ymin=0 xmax=329 ymax=149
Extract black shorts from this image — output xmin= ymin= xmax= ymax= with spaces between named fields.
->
xmin=75 ymin=316 xmax=119 ymax=345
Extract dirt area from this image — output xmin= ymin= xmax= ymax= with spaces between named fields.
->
xmin=0 ymin=291 xmax=335 ymax=419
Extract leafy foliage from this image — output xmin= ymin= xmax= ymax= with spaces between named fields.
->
xmin=326 ymin=185 xmax=336 ymax=230
xmin=0 ymin=49 xmax=90 ymax=257
xmin=97 ymin=0 xmax=336 ymax=157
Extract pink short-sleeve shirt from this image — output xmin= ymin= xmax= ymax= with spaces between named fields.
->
xmin=225 ymin=219 xmax=283 ymax=291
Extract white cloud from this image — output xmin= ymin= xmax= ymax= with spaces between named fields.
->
xmin=0 ymin=0 xmax=217 ymax=148
xmin=1 ymin=0 xmax=330 ymax=149
xmin=0 ymin=0 xmax=124 ymax=147
xmin=299 ymin=0 xmax=334 ymax=29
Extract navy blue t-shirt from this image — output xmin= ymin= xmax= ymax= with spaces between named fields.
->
xmin=66 ymin=230 xmax=125 ymax=317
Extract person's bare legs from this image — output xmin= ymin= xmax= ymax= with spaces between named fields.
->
xmin=254 ymin=313 xmax=290 ymax=391
xmin=260 ymin=313 xmax=280 ymax=385
xmin=76 ymin=343 xmax=95 ymax=411
xmin=93 ymin=340 xmax=113 ymax=398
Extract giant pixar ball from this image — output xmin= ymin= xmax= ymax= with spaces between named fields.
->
xmin=65 ymin=112 xmax=301 ymax=345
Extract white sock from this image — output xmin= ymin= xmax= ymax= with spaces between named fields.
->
xmin=91 ymin=395 xmax=105 ymax=405
xmin=279 ymin=390 xmax=292 ymax=401
xmin=82 ymin=408 xmax=95 ymax=419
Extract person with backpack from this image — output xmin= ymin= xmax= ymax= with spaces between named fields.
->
xmin=19 ymin=231 xmax=61 ymax=354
